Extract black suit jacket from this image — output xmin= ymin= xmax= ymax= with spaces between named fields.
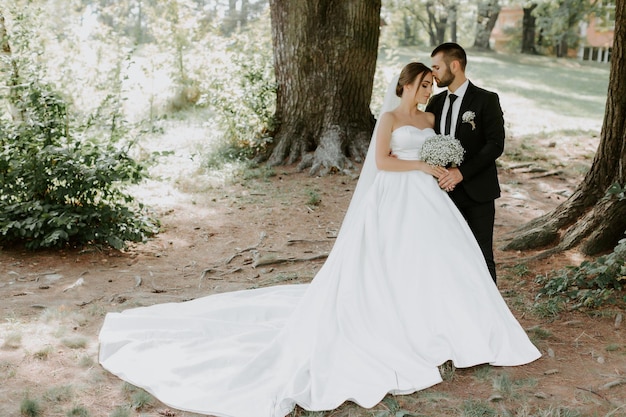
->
xmin=425 ymin=81 xmax=505 ymax=203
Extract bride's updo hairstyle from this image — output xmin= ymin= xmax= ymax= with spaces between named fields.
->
xmin=395 ymin=62 xmax=431 ymax=97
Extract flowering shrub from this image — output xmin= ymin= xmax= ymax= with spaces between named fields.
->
xmin=0 ymin=82 xmax=158 ymax=250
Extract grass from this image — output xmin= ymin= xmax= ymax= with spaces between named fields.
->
xmin=532 ymin=298 xmax=565 ymax=319
xmin=108 ymin=407 xmax=131 ymax=417
xmin=78 ymin=355 xmax=95 ymax=368
xmin=33 ymin=346 xmax=53 ymax=360
xmin=536 ymin=407 xmax=583 ymax=417
xmin=43 ymin=385 xmax=72 ymax=403
xmin=460 ymin=399 xmax=497 ymax=417
xmin=61 ymin=337 xmax=88 ymax=349
xmin=20 ymin=396 xmax=42 ymax=417
xmin=240 ymin=164 xmax=276 ymax=181
xmin=507 ymin=263 xmax=532 ymax=278
xmin=66 ymin=406 xmax=90 ymax=417
xmin=526 ymin=325 xmax=553 ymax=340
xmin=439 ymin=360 xmax=457 ymax=382
xmin=492 ymin=372 xmax=514 ymax=398
xmin=526 ymin=325 xmax=553 ymax=348
xmin=605 ymin=343 xmax=622 ymax=352
xmin=305 ymin=188 xmax=322 ymax=206
xmin=490 ymin=372 xmax=538 ymax=401
xmin=472 ymin=364 xmax=494 ymax=381
xmin=122 ymin=383 xmax=154 ymax=411
xmin=2 ymin=331 xmax=23 ymax=349
xmin=0 ymin=360 xmax=17 ymax=380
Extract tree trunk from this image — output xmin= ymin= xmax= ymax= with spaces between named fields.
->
xmin=449 ymin=4 xmax=457 ymax=43
xmin=521 ymin=3 xmax=537 ymax=54
xmin=556 ymin=37 xmax=567 ymax=57
xmin=502 ymin=0 xmax=626 ymax=256
xmin=266 ymin=0 xmax=379 ymax=176
xmin=436 ymin=15 xmax=447 ymax=44
xmin=473 ymin=0 xmax=500 ymax=50
xmin=240 ymin=0 xmax=249 ymax=27
xmin=424 ymin=1 xmax=446 ymax=46
xmin=221 ymin=0 xmax=239 ymax=34
xmin=0 ymin=10 xmax=22 ymax=121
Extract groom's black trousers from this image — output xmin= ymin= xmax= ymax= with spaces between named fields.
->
xmin=448 ymin=187 xmax=497 ymax=284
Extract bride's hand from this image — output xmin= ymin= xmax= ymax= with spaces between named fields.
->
xmin=422 ymin=163 xmax=447 ymax=178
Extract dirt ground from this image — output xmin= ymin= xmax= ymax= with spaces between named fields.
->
xmin=0 ymin=127 xmax=625 ymax=417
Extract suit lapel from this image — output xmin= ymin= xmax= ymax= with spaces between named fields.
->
xmin=430 ymin=92 xmax=447 ymax=134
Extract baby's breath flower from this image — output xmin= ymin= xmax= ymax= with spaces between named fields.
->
xmin=462 ymin=111 xmax=476 ymax=130
xmin=420 ymin=134 xmax=465 ymax=166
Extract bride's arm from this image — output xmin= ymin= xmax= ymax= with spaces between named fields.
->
xmin=375 ymin=113 xmax=445 ymax=178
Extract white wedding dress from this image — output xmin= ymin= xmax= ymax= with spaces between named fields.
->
xmin=99 ymin=125 xmax=541 ymax=417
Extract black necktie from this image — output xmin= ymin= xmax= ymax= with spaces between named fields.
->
xmin=444 ymin=94 xmax=458 ymax=135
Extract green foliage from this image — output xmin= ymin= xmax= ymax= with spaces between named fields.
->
xmin=438 ymin=360 xmax=456 ymax=382
xmin=459 ymin=399 xmax=496 ymax=417
xmin=374 ymin=396 xmax=420 ymax=417
xmin=532 ymin=298 xmax=565 ymax=318
xmin=43 ymin=385 xmax=72 ymax=402
xmin=534 ymin=0 xmax=594 ymax=55
xmin=121 ymin=383 xmax=154 ymax=411
xmin=536 ymin=237 xmax=626 ymax=310
xmin=2 ymin=331 xmax=22 ymax=349
xmin=607 ymin=182 xmax=626 ymax=200
xmin=130 ymin=389 xmax=153 ymax=410
xmin=0 ymin=4 xmax=160 ymax=250
xmin=305 ymin=189 xmax=321 ymax=207
xmin=20 ymin=396 xmax=42 ymax=417
xmin=66 ymin=406 xmax=90 ymax=417
xmin=108 ymin=407 xmax=130 ymax=417
xmin=534 ymin=183 xmax=626 ymax=311
xmin=0 ymin=80 xmax=158 ymax=250
xmin=201 ymin=19 xmax=277 ymax=165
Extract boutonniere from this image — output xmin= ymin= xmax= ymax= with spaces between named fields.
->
xmin=462 ymin=111 xmax=476 ymax=130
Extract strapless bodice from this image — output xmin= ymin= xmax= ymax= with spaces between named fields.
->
xmin=390 ymin=126 xmax=435 ymax=161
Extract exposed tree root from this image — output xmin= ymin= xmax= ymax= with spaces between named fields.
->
xmin=253 ymin=252 xmax=328 ymax=268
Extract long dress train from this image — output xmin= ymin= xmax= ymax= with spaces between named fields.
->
xmin=99 ymin=126 xmax=541 ymax=417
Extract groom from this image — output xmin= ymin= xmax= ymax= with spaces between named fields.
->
xmin=425 ymin=43 xmax=505 ymax=284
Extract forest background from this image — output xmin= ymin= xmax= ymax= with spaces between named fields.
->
xmin=0 ymin=1 xmax=625 ymax=417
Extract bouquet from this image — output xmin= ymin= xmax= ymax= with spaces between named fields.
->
xmin=420 ymin=134 xmax=465 ymax=166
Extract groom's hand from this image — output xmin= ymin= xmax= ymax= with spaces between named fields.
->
xmin=439 ymin=168 xmax=463 ymax=192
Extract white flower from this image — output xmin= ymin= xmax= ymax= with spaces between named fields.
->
xmin=462 ymin=111 xmax=476 ymax=130
xmin=420 ymin=134 xmax=465 ymax=167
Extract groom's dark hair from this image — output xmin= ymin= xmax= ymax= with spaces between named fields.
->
xmin=431 ymin=43 xmax=467 ymax=72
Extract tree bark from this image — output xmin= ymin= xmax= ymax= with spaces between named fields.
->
xmin=502 ymin=0 xmax=626 ymax=256
xmin=473 ymin=0 xmax=500 ymax=50
xmin=266 ymin=0 xmax=379 ymax=175
xmin=449 ymin=4 xmax=457 ymax=43
xmin=424 ymin=1 xmax=448 ymax=46
xmin=521 ymin=3 xmax=537 ymax=54
xmin=242 ymin=0 xmax=248 ymax=25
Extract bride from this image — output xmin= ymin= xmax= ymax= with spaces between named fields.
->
xmin=99 ymin=62 xmax=541 ymax=417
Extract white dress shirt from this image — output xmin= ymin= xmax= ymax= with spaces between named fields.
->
xmin=440 ymin=79 xmax=469 ymax=138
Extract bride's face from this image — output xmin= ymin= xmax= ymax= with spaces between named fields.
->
xmin=414 ymin=72 xmax=433 ymax=105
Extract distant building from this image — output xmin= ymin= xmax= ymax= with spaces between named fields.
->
xmin=579 ymin=1 xmax=615 ymax=63
xmin=490 ymin=3 xmax=615 ymax=63
xmin=489 ymin=6 xmax=521 ymax=52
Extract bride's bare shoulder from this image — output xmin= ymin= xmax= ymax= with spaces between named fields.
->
xmin=379 ymin=111 xmax=397 ymax=124
xmin=423 ymin=111 xmax=435 ymax=128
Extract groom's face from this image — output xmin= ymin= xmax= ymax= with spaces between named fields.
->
xmin=431 ymin=52 xmax=454 ymax=88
